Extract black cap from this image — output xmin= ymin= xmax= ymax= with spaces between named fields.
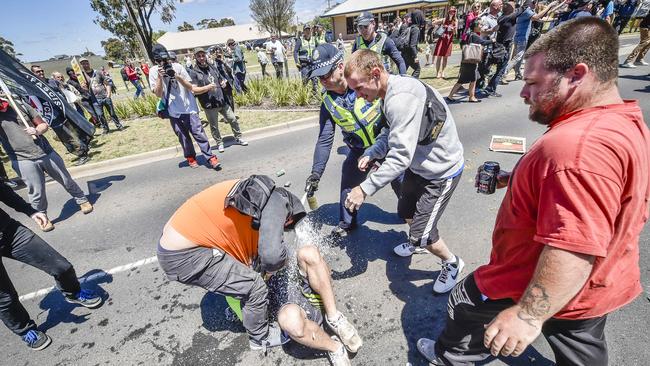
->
xmin=307 ymin=44 xmax=343 ymax=79
xmin=152 ymin=44 xmax=170 ymax=62
xmin=356 ymin=11 xmax=374 ymax=26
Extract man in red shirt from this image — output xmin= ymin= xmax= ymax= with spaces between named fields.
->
xmin=417 ymin=17 xmax=650 ymax=366
xmin=124 ymin=60 xmax=144 ymax=99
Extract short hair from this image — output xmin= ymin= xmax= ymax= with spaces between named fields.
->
xmin=30 ymin=65 xmax=41 ymax=71
xmin=524 ymin=17 xmax=618 ymax=83
xmin=344 ymin=49 xmax=384 ymax=78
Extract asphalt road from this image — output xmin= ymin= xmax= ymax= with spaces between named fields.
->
xmin=2 ymin=37 xmax=649 ymax=366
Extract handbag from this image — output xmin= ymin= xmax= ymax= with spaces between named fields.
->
xmin=156 ymin=77 xmax=173 ymax=119
xmin=461 ymin=43 xmax=483 ymax=64
xmin=434 ymin=25 xmax=445 ymax=38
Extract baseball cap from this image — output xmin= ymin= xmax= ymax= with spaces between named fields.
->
xmin=356 ymin=11 xmax=374 ymax=26
xmin=307 ymin=43 xmax=343 ymax=79
xmin=193 ymin=47 xmax=207 ymax=55
xmin=79 ymin=57 xmax=89 ymax=63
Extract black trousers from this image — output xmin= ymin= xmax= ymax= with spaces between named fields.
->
xmin=405 ymin=53 xmax=421 ymax=78
xmin=435 ymin=273 xmax=608 ymax=366
xmin=0 ymin=220 xmax=80 ymax=336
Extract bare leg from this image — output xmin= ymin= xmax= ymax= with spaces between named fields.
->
xmin=435 ymin=57 xmax=442 ymax=78
xmin=405 ymin=219 xmax=453 ymax=261
xmin=297 ymin=245 xmax=337 ymax=319
xmin=448 ymin=83 xmax=462 ymax=99
xmin=441 ymin=57 xmax=448 ymax=78
xmin=468 ymin=81 xmax=477 ymax=101
xmin=278 ymin=304 xmax=339 ymax=352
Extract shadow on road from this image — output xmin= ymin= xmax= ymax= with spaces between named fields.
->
xmin=51 ymin=174 xmax=126 ymax=224
xmin=37 ymin=269 xmax=112 ymax=332
xmin=199 ymin=292 xmax=245 ymax=334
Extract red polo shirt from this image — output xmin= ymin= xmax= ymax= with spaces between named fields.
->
xmin=475 ymin=101 xmax=650 ymax=319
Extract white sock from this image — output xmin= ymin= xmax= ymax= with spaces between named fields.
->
xmin=443 ymin=254 xmax=457 ymax=265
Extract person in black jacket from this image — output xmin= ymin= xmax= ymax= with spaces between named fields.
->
xmin=404 ymin=10 xmax=426 ymax=78
xmin=447 ymin=20 xmax=494 ymax=102
xmin=0 ymin=183 xmax=103 ymax=351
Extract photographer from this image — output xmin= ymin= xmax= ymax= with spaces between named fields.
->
xmin=149 ymin=44 xmax=221 ymax=170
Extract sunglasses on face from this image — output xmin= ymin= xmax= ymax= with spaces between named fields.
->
xmin=357 ymin=24 xmax=369 ymax=30
xmin=319 ymin=68 xmax=336 ymax=81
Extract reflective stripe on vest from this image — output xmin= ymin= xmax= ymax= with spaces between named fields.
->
xmin=298 ymin=36 xmax=317 ymax=60
xmin=323 ymin=92 xmax=382 ymax=148
xmin=355 ymin=32 xmax=390 ymax=67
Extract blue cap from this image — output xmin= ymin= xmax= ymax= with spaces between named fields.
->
xmin=307 ymin=44 xmax=343 ymax=79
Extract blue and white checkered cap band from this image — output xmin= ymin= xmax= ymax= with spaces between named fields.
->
xmin=312 ymin=50 xmax=344 ymax=71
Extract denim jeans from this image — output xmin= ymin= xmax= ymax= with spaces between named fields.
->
xmin=130 ymin=80 xmax=144 ymax=98
xmin=92 ymin=97 xmax=123 ymax=131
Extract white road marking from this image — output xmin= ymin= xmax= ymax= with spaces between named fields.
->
xmin=18 ymin=256 xmax=159 ymax=302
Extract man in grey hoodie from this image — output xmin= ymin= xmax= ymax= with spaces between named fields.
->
xmin=344 ymin=49 xmax=465 ymax=294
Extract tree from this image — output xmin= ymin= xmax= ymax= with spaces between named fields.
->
xmin=311 ymin=16 xmax=332 ymax=31
xmin=152 ymin=30 xmax=166 ymax=42
xmin=249 ymin=0 xmax=296 ymax=37
xmin=0 ymin=36 xmax=19 ymax=58
xmin=196 ymin=17 xmax=235 ymax=29
xmin=101 ymin=38 xmax=131 ymax=61
xmin=177 ymin=21 xmax=195 ymax=32
xmin=90 ymin=0 xmax=175 ymax=62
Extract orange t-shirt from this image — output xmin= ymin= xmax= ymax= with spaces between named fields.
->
xmin=169 ymin=180 xmax=259 ymax=266
xmin=475 ymin=101 xmax=650 ymax=319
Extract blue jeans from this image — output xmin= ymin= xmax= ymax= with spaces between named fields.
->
xmin=92 ymin=97 xmax=122 ymax=131
xmin=130 ymin=80 xmax=144 ymax=98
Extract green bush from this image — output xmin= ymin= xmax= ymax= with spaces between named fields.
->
xmin=113 ymin=101 xmax=131 ymax=120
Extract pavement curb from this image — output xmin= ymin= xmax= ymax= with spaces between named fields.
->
xmin=66 ymin=114 xmax=318 ymax=180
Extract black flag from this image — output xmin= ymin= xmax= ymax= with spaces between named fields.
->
xmin=0 ymin=48 xmax=95 ymax=137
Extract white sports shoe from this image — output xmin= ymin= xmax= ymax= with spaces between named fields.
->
xmin=393 ymin=242 xmax=428 ymax=257
xmin=433 ymin=257 xmax=465 ymax=294
xmin=326 ymin=312 xmax=362 ymax=353
xmin=634 ymin=60 xmax=649 ymax=66
xmin=328 ymin=336 xmax=351 ymax=366
xmin=620 ymin=62 xmax=637 ymax=68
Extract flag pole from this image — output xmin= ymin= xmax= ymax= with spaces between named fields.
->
xmin=0 ymin=76 xmax=37 ymax=140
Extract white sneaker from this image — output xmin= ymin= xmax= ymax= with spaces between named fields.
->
xmin=634 ymin=60 xmax=649 ymax=66
xmin=326 ymin=312 xmax=362 ymax=353
xmin=433 ymin=257 xmax=465 ymax=294
xmin=620 ymin=62 xmax=637 ymax=68
xmin=328 ymin=337 xmax=351 ymax=366
xmin=393 ymin=242 xmax=428 ymax=257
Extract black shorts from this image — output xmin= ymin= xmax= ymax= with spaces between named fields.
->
xmin=398 ymin=169 xmax=462 ymax=247
xmin=267 ymin=268 xmax=324 ymax=326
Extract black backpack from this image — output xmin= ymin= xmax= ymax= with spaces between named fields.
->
xmin=418 ymin=80 xmax=448 ymax=145
xmin=394 ymin=26 xmax=412 ymax=51
xmin=120 ymin=67 xmax=129 ymax=81
xmin=224 ymin=175 xmax=276 ymax=230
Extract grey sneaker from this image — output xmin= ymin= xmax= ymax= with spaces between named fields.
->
xmin=65 ymin=289 xmax=102 ymax=308
xmin=326 ymin=312 xmax=362 ymax=353
xmin=22 ymin=330 xmax=52 ymax=351
xmin=433 ymin=257 xmax=465 ymax=294
xmin=634 ymin=60 xmax=649 ymax=66
xmin=217 ymin=143 xmax=225 ymax=153
xmin=235 ymin=138 xmax=248 ymax=146
xmin=328 ymin=336 xmax=351 ymax=366
xmin=249 ymin=322 xmax=290 ymax=352
xmin=417 ymin=338 xmax=445 ymax=365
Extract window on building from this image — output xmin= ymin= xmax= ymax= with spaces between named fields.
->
xmin=346 ymin=16 xmax=355 ymax=35
xmin=380 ymin=11 xmax=397 ymax=24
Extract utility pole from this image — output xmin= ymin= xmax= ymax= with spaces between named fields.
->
xmin=122 ymin=0 xmax=151 ymax=63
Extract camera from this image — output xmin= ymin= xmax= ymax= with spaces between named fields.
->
xmin=152 ymin=44 xmax=176 ymax=77
xmin=162 ymin=61 xmax=175 ymax=77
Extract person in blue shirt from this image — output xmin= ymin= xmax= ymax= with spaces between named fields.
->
xmin=352 ymin=11 xmax=407 ymax=75
xmin=614 ymin=0 xmax=638 ymax=34
xmin=304 ymin=44 xmax=401 ymax=237
xmin=600 ymin=0 xmax=615 ymax=22
xmin=567 ymin=0 xmax=596 ymax=20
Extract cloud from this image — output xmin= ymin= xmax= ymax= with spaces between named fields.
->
xmin=178 ymin=0 xmax=207 ymax=4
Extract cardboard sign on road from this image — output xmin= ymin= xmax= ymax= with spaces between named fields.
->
xmin=489 ymin=135 xmax=526 ymax=154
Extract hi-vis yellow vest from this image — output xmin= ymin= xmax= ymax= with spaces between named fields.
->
xmin=298 ymin=36 xmax=317 ymax=63
xmin=355 ymin=32 xmax=390 ymax=67
xmin=323 ymin=92 xmax=382 ymax=148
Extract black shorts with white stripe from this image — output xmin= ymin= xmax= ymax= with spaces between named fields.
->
xmin=397 ymin=169 xmax=462 ymax=248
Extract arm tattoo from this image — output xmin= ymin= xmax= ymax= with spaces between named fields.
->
xmin=517 ymin=284 xmax=551 ymax=328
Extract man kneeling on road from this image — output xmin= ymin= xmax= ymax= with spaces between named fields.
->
xmin=344 ymin=50 xmax=466 ymax=294
xmin=305 ymin=44 xmax=401 ymax=238
xmin=157 ymin=175 xmax=361 ymax=365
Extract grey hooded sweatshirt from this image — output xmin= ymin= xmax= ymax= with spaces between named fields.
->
xmin=360 ymin=74 xmax=464 ymax=196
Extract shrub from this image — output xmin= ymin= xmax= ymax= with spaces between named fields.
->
xmin=113 ymin=101 xmax=131 ymax=120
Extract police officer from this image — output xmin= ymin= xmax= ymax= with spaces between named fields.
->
xmin=294 ymin=24 xmax=320 ymax=91
xmin=352 ymin=11 xmax=407 ymax=75
xmin=304 ymin=44 xmax=401 ymax=237
xmin=313 ymin=23 xmax=328 ymax=44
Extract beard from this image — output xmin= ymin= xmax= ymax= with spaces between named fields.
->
xmin=527 ymin=77 xmax=564 ymax=125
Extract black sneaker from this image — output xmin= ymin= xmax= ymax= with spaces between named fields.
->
xmin=249 ymin=323 xmax=290 ymax=353
xmin=330 ymin=226 xmax=352 ymax=239
xmin=75 ymin=155 xmax=90 ymax=166
xmin=417 ymin=338 xmax=445 ymax=365
xmin=65 ymin=289 xmax=102 ymax=308
xmin=2 ymin=179 xmax=18 ymax=189
xmin=22 ymin=330 xmax=51 ymax=351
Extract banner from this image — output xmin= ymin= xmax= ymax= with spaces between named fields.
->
xmin=0 ymin=48 xmax=95 ymax=137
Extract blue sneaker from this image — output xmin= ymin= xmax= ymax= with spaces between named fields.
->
xmin=22 ymin=330 xmax=51 ymax=351
xmin=65 ymin=289 xmax=102 ymax=308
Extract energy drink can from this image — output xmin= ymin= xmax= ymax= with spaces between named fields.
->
xmin=477 ymin=161 xmax=500 ymax=194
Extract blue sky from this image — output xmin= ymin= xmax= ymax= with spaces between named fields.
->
xmin=1 ymin=0 xmax=331 ymax=62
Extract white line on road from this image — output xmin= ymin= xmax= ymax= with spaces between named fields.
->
xmin=18 ymin=256 xmax=159 ymax=302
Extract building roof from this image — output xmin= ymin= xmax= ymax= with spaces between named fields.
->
xmin=157 ymin=23 xmax=283 ymax=51
xmin=323 ymin=0 xmax=443 ymax=17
